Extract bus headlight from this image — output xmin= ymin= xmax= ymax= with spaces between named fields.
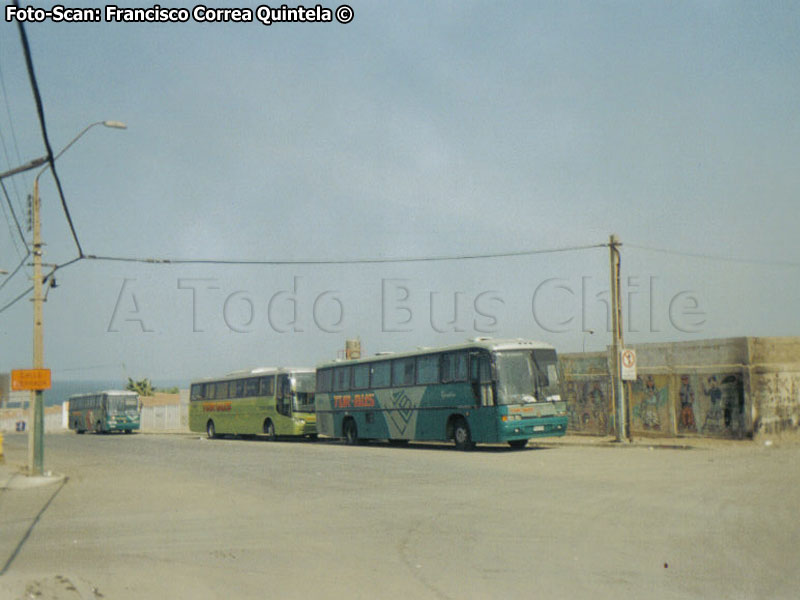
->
xmin=294 ymin=418 xmax=306 ymax=426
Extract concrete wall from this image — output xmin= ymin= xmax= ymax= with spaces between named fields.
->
xmin=0 ymin=407 xmax=64 ymax=433
xmin=1 ymin=390 xmax=191 ymax=434
xmin=747 ymin=337 xmax=800 ymax=436
xmin=560 ymin=337 xmax=800 ymax=439
xmin=140 ymin=403 xmax=189 ymax=433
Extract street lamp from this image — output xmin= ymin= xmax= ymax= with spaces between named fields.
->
xmin=28 ymin=120 xmax=126 ymax=476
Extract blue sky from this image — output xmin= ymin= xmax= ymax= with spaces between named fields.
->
xmin=1 ymin=1 xmax=798 ymax=384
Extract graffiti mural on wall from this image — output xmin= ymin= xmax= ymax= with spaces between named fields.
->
xmin=677 ymin=375 xmax=697 ymax=433
xmin=752 ymin=372 xmax=800 ymax=435
xmin=565 ymin=379 xmax=611 ymax=435
xmin=699 ymin=373 xmax=744 ymax=437
xmin=560 ymin=355 xmax=612 ymax=435
xmin=675 ymin=373 xmax=746 ymax=437
xmin=630 ymin=375 xmax=670 ymax=433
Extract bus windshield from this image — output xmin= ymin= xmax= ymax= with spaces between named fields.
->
xmin=292 ymin=373 xmax=315 ymax=413
xmin=494 ymin=350 xmax=560 ymax=405
xmin=108 ymin=395 xmax=139 ymax=414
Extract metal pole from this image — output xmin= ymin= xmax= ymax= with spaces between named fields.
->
xmin=608 ymin=234 xmax=626 ymax=442
xmin=29 ymin=177 xmax=45 ymax=475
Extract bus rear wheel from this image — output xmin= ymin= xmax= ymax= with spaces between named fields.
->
xmin=206 ymin=420 xmax=216 ymax=439
xmin=264 ymin=420 xmax=276 ymax=441
xmin=453 ymin=418 xmax=474 ymax=451
xmin=344 ymin=419 xmax=359 ymax=446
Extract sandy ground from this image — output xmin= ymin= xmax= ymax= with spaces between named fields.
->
xmin=1 ymin=432 xmax=798 ymax=599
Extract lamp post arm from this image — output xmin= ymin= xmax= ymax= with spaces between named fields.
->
xmin=34 ymin=120 xmax=107 ymax=183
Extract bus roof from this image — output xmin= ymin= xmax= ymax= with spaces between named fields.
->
xmin=316 ymin=338 xmax=556 ymax=369
xmin=191 ymin=366 xmax=315 ymax=385
xmin=68 ymin=390 xmax=139 ymax=399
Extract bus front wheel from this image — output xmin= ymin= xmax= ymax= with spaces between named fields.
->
xmin=453 ymin=418 xmax=474 ymax=451
xmin=206 ymin=420 xmax=217 ymax=439
xmin=264 ymin=420 xmax=276 ymax=441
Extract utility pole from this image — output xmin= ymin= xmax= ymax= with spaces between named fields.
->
xmin=23 ymin=120 xmax=127 ymax=476
xmin=29 ymin=177 xmax=45 ymax=475
xmin=608 ymin=234 xmax=626 ymax=442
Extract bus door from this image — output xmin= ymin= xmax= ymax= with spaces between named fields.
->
xmin=276 ymin=375 xmax=292 ymax=418
xmin=469 ymin=351 xmax=497 ymax=441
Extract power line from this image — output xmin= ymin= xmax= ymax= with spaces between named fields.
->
xmin=626 ymin=243 xmax=800 ymax=269
xmin=0 ymin=284 xmax=32 ymax=315
xmin=0 ymin=177 xmax=30 ymax=254
xmin=83 ymin=243 xmax=606 ymax=266
xmin=13 ymin=9 xmax=84 ymax=257
xmin=0 ymin=250 xmax=30 ymax=293
xmin=0 ymin=60 xmax=29 ymax=218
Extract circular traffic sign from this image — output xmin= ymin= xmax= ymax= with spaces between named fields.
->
xmin=621 ymin=349 xmax=636 ymax=369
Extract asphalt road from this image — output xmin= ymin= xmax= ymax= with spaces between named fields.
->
xmin=1 ymin=432 xmax=797 ymax=599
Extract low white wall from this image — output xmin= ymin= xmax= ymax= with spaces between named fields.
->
xmin=1 ymin=403 xmax=189 ymax=433
xmin=139 ymin=404 xmax=189 ymax=432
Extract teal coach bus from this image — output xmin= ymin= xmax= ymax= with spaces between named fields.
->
xmin=68 ymin=390 xmax=141 ymax=434
xmin=315 ymin=339 xmax=568 ymax=449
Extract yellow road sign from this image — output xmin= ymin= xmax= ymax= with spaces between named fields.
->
xmin=11 ymin=368 xmax=52 ymax=391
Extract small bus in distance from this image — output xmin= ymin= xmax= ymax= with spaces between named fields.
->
xmin=189 ymin=367 xmax=316 ymax=439
xmin=68 ymin=390 xmax=141 ymax=434
xmin=315 ymin=338 xmax=567 ymax=450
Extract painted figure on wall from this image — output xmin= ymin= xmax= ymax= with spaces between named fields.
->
xmin=702 ymin=375 xmax=723 ymax=433
xmin=588 ymin=381 xmax=608 ymax=434
xmin=565 ymin=380 xmax=609 ymax=435
xmin=565 ymin=381 xmax=582 ymax=431
xmin=641 ymin=376 xmax=662 ymax=430
xmin=678 ymin=375 xmax=697 ymax=433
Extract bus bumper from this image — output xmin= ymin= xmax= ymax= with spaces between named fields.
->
xmin=500 ymin=416 xmax=568 ymax=441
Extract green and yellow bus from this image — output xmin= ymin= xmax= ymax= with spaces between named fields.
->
xmin=68 ymin=390 xmax=140 ymax=434
xmin=189 ymin=367 xmax=316 ymax=439
xmin=315 ymin=339 xmax=567 ymax=449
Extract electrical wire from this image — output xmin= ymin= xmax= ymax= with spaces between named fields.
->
xmin=0 ymin=243 xmax=607 ymax=314
xmin=0 ymin=60 xmax=29 ymax=219
xmin=1 ymin=177 xmax=30 ymax=254
xmin=13 ymin=8 xmax=84 ymax=257
xmin=626 ymin=243 xmax=800 ymax=269
xmin=0 ymin=250 xmax=30 ymax=293
xmin=83 ymin=243 xmax=607 ymax=266
xmin=0 ymin=284 xmax=32 ymax=315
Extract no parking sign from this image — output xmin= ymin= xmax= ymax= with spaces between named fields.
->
xmin=621 ymin=349 xmax=637 ymax=381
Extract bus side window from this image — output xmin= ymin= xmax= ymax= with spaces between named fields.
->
xmin=352 ymin=364 xmax=370 ymax=390
xmin=260 ymin=376 xmax=275 ymax=397
xmin=245 ymin=378 xmax=259 ymax=397
xmin=316 ymin=369 xmax=332 ymax=393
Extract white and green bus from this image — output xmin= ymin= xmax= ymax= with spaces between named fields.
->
xmin=315 ymin=339 xmax=567 ymax=450
xmin=189 ymin=367 xmax=316 ymax=439
xmin=68 ymin=390 xmax=141 ymax=434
